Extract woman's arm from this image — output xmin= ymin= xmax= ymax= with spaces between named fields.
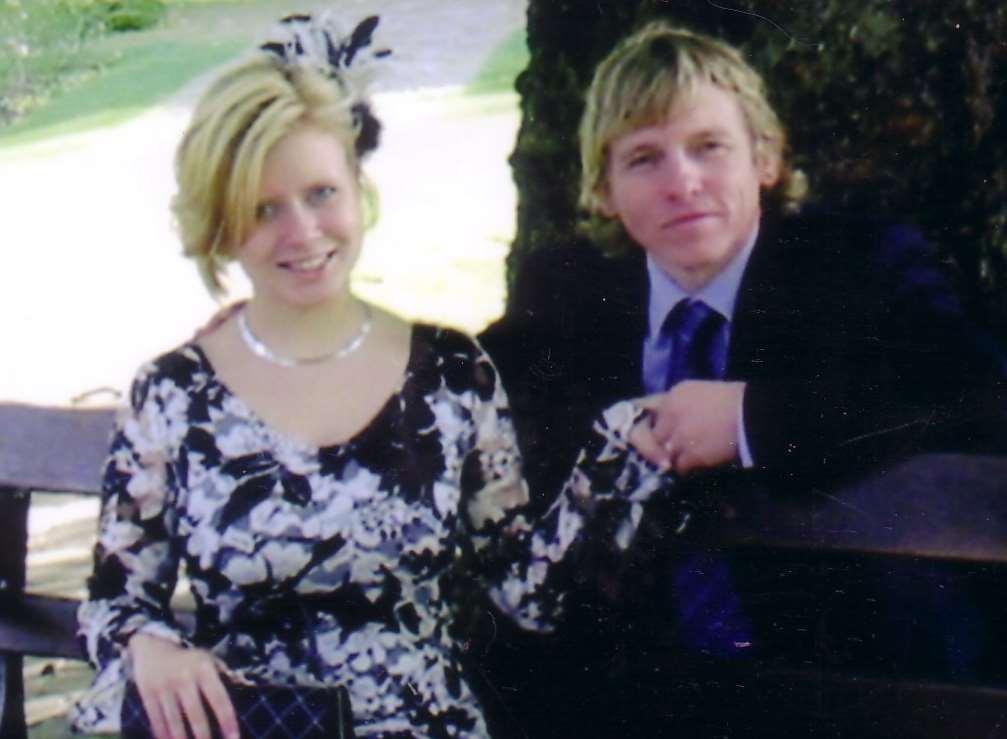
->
xmin=78 ymin=367 xmax=188 ymax=664
xmin=76 ymin=365 xmax=238 ymax=739
xmin=461 ymin=341 xmax=669 ymax=632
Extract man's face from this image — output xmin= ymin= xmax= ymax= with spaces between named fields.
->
xmin=601 ymin=82 xmax=779 ymax=291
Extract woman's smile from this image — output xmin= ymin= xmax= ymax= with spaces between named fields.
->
xmin=277 ymin=248 xmax=338 ymax=273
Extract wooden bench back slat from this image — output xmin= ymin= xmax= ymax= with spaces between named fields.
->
xmin=0 ymin=594 xmax=82 ymax=660
xmin=0 ymin=594 xmax=195 ymax=661
xmin=2 ymin=403 xmax=1007 ymax=563
xmin=0 ymin=404 xmax=114 ymax=494
xmin=739 ymin=668 xmax=1007 ymax=737
xmin=688 ymin=453 xmax=1007 ymax=562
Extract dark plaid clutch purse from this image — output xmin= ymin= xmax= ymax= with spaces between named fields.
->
xmin=121 ymin=676 xmax=355 ymax=739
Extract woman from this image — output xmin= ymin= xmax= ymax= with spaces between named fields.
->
xmin=73 ymin=13 xmax=665 ymax=739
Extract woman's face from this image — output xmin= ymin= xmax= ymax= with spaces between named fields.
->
xmin=237 ymin=124 xmax=363 ymax=310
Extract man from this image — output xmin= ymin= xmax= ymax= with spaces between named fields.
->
xmin=483 ymin=21 xmax=1004 ymax=498
xmin=478 ymin=21 xmax=1006 ymax=738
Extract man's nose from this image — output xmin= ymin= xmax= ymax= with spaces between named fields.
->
xmin=662 ymin=153 xmax=701 ymax=199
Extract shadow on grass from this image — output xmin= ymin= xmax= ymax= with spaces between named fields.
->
xmin=466 ymin=28 xmax=529 ymax=96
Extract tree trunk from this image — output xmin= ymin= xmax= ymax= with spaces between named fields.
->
xmin=511 ymin=0 xmax=1007 ymax=334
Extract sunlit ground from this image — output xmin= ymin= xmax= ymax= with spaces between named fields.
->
xmin=0 ymin=83 xmax=516 ymax=407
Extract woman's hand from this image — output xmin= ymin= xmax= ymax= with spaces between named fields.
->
xmin=128 ymin=633 xmax=239 ymax=739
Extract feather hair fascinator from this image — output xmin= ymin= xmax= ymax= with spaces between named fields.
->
xmin=260 ymin=12 xmax=391 ymax=157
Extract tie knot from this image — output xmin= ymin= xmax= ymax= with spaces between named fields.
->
xmin=661 ymin=299 xmax=728 ymax=388
xmin=663 ymin=299 xmax=718 ymax=342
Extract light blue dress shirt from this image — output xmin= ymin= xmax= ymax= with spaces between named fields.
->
xmin=642 ymin=227 xmax=759 ymax=466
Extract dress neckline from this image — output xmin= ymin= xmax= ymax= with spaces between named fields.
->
xmin=186 ymin=323 xmax=422 ymax=454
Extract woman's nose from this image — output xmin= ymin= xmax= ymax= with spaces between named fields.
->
xmin=281 ymin=201 xmax=319 ymax=245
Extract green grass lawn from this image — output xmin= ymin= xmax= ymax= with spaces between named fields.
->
xmin=466 ymin=27 xmax=529 ymax=95
xmin=0 ymin=1 xmax=528 ymax=149
xmin=0 ymin=0 xmax=311 ymax=147
xmin=0 ymin=39 xmax=242 ymax=147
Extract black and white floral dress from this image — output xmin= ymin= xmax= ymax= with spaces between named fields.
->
xmin=73 ymin=325 xmax=663 ymax=737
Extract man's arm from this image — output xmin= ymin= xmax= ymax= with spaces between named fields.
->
xmin=642 ymin=217 xmax=1007 ymax=475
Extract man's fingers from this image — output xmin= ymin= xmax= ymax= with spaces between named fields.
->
xmin=649 ymin=387 xmax=689 ymax=441
xmin=629 ymin=421 xmax=672 ymax=470
xmin=632 ymin=392 xmax=666 ymax=411
xmin=673 ymin=447 xmax=697 ymax=476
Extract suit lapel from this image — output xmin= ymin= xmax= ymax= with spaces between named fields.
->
xmin=727 ymin=212 xmax=800 ymax=380
xmin=609 ymin=249 xmax=650 ymax=396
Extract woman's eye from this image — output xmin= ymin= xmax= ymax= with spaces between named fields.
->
xmin=307 ymin=185 xmax=337 ymax=205
xmin=255 ymin=202 xmax=278 ymax=222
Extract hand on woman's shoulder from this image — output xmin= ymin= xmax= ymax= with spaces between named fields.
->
xmin=191 ymin=301 xmax=248 ymax=342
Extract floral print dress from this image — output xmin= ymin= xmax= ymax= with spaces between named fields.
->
xmin=73 ymin=324 xmax=663 ymax=737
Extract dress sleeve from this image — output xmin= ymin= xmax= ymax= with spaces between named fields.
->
xmin=461 ymin=342 xmax=668 ymax=633
xmin=77 ymin=366 xmax=190 ymax=676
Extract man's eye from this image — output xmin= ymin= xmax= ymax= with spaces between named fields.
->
xmin=698 ymin=140 xmax=728 ymax=155
xmin=627 ymin=152 xmax=658 ymax=168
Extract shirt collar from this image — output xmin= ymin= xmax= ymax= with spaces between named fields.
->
xmin=646 ymin=224 xmax=760 ymax=338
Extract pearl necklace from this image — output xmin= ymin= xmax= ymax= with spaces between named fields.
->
xmin=237 ymin=303 xmax=373 ymax=368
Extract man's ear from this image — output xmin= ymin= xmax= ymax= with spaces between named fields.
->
xmin=597 ymin=185 xmax=618 ymax=219
xmin=756 ymin=149 xmax=781 ymax=188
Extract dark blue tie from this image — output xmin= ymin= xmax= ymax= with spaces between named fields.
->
xmin=662 ymin=299 xmax=728 ymax=389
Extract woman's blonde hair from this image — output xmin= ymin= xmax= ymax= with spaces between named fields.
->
xmin=578 ymin=22 xmax=808 ymax=248
xmin=173 ymin=54 xmax=378 ymax=296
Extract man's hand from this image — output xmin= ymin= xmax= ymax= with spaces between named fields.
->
xmin=630 ymin=380 xmax=746 ymax=475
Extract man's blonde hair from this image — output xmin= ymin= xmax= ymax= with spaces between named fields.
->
xmin=578 ymin=21 xmax=807 ymax=247
xmin=173 ymin=55 xmax=376 ymax=296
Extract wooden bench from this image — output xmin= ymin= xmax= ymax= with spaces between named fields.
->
xmin=0 ymin=402 xmax=112 ymax=738
xmin=0 ymin=403 xmax=195 ymax=737
xmin=677 ymin=452 xmax=1007 ymax=737
xmin=2 ymin=401 xmax=1007 ymax=737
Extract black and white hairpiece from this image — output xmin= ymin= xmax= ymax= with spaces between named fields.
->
xmin=260 ymin=12 xmax=391 ymax=157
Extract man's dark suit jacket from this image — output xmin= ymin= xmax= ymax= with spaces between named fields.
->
xmin=475 ymin=208 xmax=1007 ymax=738
xmin=481 ymin=207 xmax=1006 ymax=501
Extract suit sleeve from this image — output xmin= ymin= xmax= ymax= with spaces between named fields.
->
xmin=742 ymin=219 xmax=1007 ymax=470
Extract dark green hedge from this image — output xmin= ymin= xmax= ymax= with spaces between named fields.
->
xmin=92 ymin=0 xmax=165 ymax=32
xmin=511 ymin=0 xmax=1007 ymax=334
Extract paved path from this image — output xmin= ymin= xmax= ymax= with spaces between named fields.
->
xmin=2 ymin=1 xmax=527 ymax=733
